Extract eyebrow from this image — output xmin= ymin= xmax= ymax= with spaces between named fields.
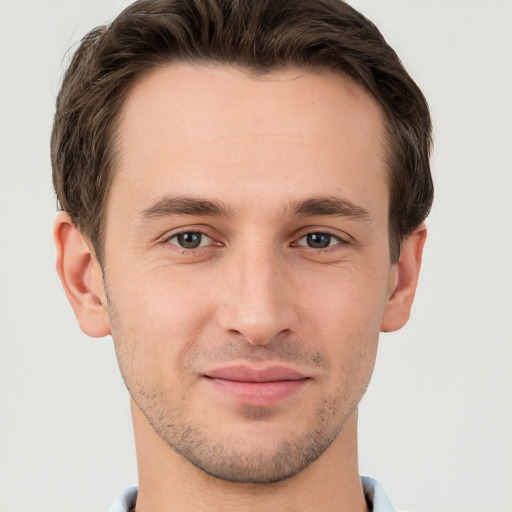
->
xmin=289 ymin=196 xmax=371 ymax=220
xmin=138 ymin=195 xmax=232 ymax=221
xmin=137 ymin=194 xmax=370 ymax=222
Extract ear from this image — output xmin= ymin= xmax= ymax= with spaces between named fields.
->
xmin=54 ymin=212 xmax=111 ymax=337
xmin=381 ymin=224 xmax=427 ymax=332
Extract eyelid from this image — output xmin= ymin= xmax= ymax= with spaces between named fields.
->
xmin=291 ymin=226 xmax=352 ymax=246
xmin=167 ymin=231 xmax=213 ymax=248
xmin=294 ymin=232 xmax=343 ymax=248
xmin=160 ymin=225 xmax=222 ymax=247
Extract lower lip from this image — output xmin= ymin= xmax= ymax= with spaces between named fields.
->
xmin=206 ymin=377 xmax=308 ymax=405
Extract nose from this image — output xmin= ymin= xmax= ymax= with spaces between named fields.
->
xmin=216 ymin=246 xmax=298 ymax=345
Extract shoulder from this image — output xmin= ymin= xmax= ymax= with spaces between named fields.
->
xmin=361 ymin=476 xmax=396 ymax=512
xmin=108 ymin=486 xmax=138 ymax=512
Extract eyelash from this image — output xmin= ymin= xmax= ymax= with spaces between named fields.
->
xmin=165 ymin=230 xmax=219 ymax=250
xmin=292 ymin=232 xmax=345 ymax=250
xmin=164 ymin=229 xmax=348 ymax=252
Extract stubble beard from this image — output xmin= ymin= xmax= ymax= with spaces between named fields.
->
xmin=108 ymin=304 xmax=374 ymax=485
xmin=136 ymin=390 xmax=350 ymax=484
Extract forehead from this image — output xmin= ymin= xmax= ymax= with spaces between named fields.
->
xmin=111 ymin=64 xmax=388 ymax=218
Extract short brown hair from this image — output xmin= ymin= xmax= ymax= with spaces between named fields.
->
xmin=51 ymin=0 xmax=433 ymax=263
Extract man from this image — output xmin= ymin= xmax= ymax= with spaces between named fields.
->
xmin=52 ymin=0 xmax=433 ymax=510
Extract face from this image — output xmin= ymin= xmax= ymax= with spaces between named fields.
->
xmin=101 ymin=64 xmax=396 ymax=483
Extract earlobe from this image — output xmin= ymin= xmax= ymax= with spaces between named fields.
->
xmin=54 ymin=212 xmax=111 ymax=338
xmin=381 ymin=224 xmax=427 ymax=333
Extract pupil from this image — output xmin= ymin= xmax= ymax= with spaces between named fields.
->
xmin=178 ymin=232 xmax=201 ymax=248
xmin=307 ymin=233 xmax=331 ymax=248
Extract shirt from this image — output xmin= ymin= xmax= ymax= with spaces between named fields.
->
xmin=108 ymin=476 xmax=396 ymax=511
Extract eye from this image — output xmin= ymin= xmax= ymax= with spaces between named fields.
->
xmin=168 ymin=231 xmax=212 ymax=249
xmin=296 ymin=232 xmax=341 ymax=249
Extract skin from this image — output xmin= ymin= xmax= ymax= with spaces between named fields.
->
xmin=55 ymin=64 xmax=426 ymax=511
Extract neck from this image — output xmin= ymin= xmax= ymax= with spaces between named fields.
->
xmin=130 ymin=399 xmax=369 ymax=512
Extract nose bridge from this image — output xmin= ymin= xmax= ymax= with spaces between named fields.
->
xmin=218 ymin=241 xmax=296 ymax=344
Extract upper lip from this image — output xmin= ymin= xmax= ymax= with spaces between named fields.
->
xmin=204 ymin=365 xmax=308 ymax=382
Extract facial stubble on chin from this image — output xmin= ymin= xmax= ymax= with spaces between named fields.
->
xmin=138 ymin=390 xmax=351 ymax=484
xmin=106 ymin=296 xmax=375 ymax=484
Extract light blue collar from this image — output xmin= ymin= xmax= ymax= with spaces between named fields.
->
xmin=109 ymin=476 xmax=396 ymax=511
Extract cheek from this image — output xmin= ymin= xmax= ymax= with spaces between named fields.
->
xmin=301 ymin=264 xmax=390 ymax=332
xmin=106 ymin=271 xmax=217 ymax=395
xmin=110 ymin=263 xmax=215 ymax=334
xmin=298 ymin=265 xmax=388 ymax=371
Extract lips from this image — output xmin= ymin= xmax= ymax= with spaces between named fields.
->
xmin=205 ymin=365 xmax=307 ymax=382
xmin=203 ymin=365 xmax=309 ymax=405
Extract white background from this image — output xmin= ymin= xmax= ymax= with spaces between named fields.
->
xmin=0 ymin=1 xmax=511 ymax=511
